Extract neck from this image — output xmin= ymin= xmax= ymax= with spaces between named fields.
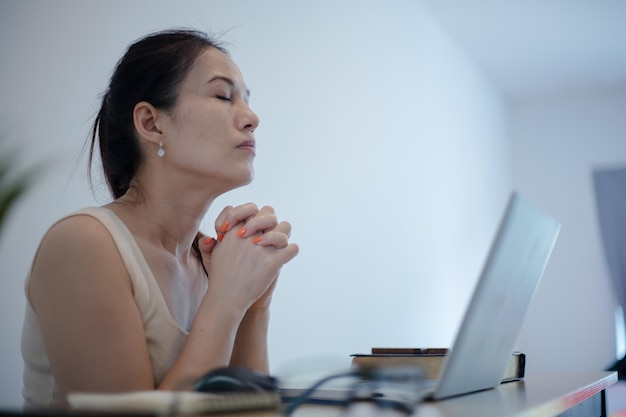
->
xmin=109 ymin=185 xmax=215 ymax=262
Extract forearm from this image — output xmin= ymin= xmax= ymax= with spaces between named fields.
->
xmin=158 ymin=300 xmax=245 ymax=390
xmin=229 ymin=308 xmax=271 ymax=373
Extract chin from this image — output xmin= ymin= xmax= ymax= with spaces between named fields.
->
xmin=245 ymin=164 xmax=255 ymax=181
xmin=228 ymin=168 xmax=255 ymax=190
xmin=242 ymin=170 xmax=255 ymax=186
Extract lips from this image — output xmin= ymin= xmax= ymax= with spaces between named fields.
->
xmin=237 ymin=140 xmax=256 ymax=154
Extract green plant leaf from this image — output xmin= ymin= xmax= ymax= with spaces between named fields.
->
xmin=0 ymin=138 xmax=45 ymax=236
xmin=0 ymin=175 xmax=31 ymax=235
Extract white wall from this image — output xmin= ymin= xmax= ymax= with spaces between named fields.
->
xmin=512 ymin=87 xmax=626 ymax=372
xmin=0 ymin=0 xmax=511 ymax=409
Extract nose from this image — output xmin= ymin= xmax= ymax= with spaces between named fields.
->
xmin=238 ymin=102 xmax=260 ymax=133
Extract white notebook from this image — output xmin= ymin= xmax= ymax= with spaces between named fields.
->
xmin=68 ymin=390 xmax=280 ymax=415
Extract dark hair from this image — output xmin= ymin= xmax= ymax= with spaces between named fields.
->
xmin=89 ymin=29 xmax=227 ymax=199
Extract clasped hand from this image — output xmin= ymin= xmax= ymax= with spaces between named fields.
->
xmin=198 ymin=204 xmax=299 ymax=313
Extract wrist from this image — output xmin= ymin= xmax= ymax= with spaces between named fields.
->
xmin=243 ymin=306 xmax=271 ymax=321
xmin=198 ymin=293 xmax=247 ymax=326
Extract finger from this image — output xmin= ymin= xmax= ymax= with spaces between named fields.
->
xmin=253 ymin=230 xmax=290 ymax=249
xmin=250 ymin=221 xmax=291 ymax=246
xmin=276 ymin=243 xmax=299 ymax=265
xmin=215 ymin=203 xmax=258 ymax=240
xmin=237 ymin=208 xmax=279 ymax=238
xmin=214 ymin=205 xmax=232 ymax=242
xmin=273 ymin=221 xmax=292 ymax=237
xmin=199 ymin=236 xmax=217 ymax=254
xmin=247 ymin=241 xmax=298 ymax=273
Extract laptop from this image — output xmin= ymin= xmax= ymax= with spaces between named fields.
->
xmin=280 ymin=191 xmax=560 ymax=406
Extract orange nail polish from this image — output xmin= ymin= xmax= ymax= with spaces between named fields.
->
xmin=253 ymin=236 xmax=263 ymax=244
xmin=217 ymin=233 xmax=224 ymax=242
xmin=204 ymin=237 xmax=215 ymax=246
xmin=220 ymin=221 xmax=229 ymax=233
xmin=237 ymin=227 xmax=247 ymax=237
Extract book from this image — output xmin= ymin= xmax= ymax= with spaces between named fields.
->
xmin=351 ymin=348 xmax=525 ymax=383
xmin=67 ymin=390 xmax=281 ymax=415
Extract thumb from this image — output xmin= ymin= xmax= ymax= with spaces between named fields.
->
xmin=199 ymin=236 xmax=217 ymax=255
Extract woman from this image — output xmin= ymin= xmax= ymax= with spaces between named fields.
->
xmin=21 ymin=29 xmax=299 ymax=408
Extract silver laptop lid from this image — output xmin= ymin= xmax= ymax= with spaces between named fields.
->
xmin=433 ymin=192 xmax=560 ymax=400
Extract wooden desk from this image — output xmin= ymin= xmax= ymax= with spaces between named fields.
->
xmin=284 ymin=372 xmax=617 ymax=417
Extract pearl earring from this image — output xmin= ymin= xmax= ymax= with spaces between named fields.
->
xmin=157 ymin=140 xmax=165 ymax=158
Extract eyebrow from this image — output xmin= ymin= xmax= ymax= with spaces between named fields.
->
xmin=207 ymin=75 xmax=251 ymax=100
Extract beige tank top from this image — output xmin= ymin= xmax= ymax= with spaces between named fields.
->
xmin=21 ymin=207 xmax=189 ymax=409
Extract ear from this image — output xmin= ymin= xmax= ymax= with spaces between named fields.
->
xmin=133 ymin=101 xmax=164 ymax=146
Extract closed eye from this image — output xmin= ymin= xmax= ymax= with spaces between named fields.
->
xmin=215 ymin=95 xmax=231 ymax=102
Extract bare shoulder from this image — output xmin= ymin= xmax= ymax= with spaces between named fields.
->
xmin=35 ymin=213 xmax=121 ymax=269
xmin=47 ymin=211 xmax=113 ymax=238
xmin=29 ymin=212 xmax=132 ymax=305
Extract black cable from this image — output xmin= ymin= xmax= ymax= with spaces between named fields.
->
xmin=282 ymin=366 xmax=425 ymax=416
xmin=282 ymin=370 xmax=358 ymax=416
